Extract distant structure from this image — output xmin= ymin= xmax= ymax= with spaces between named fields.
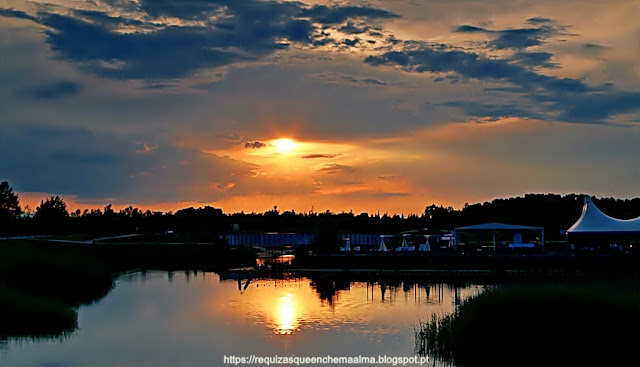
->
xmin=453 ymin=223 xmax=545 ymax=252
xmin=566 ymin=196 xmax=640 ymax=252
xmin=340 ymin=233 xmax=382 ymax=246
xmin=567 ymin=196 xmax=640 ymax=235
xmin=226 ymin=232 xmax=381 ymax=247
xmin=226 ymin=232 xmax=314 ymax=247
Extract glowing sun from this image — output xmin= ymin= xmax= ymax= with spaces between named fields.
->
xmin=273 ymin=138 xmax=297 ymax=154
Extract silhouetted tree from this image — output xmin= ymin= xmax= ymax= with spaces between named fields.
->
xmin=36 ymin=195 xmax=69 ymax=232
xmin=0 ymin=181 xmax=21 ymax=218
xmin=0 ymin=181 xmax=21 ymax=232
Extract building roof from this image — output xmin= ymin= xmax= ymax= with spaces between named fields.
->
xmin=567 ymin=196 xmax=640 ymax=235
xmin=455 ymin=222 xmax=543 ymax=231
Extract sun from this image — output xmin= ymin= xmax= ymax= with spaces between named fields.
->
xmin=273 ymin=138 xmax=297 ymax=154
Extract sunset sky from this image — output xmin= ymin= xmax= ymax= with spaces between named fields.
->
xmin=1 ymin=0 xmax=639 ymax=215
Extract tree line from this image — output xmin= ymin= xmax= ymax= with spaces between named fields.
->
xmin=2 ymin=181 xmax=640 ymax=242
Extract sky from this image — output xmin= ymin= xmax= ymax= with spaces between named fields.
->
xmin=1 ymin=0 xmax=639 ymax=215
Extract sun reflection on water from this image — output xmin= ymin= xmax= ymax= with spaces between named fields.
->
xmin=273 ymin=293 xmax=300 ymax=335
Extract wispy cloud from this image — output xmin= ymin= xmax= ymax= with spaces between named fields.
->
xmin=301 ymin=154 xmax=342 ymax=159
xmin=317 ymin=163 xmax=354 ymax=174
xmin=454 ymin=23 xmax=560 ymax=49
xmin=22 ymin=80 xmax=80 ymax=100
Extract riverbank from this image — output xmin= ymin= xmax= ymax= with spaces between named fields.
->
xmin=0 ymin=240 xmax=257 ymax=339
xmin=415 ymin=283 xmax=640 ymax=366
xmin=292 ymin=252 xmax=640 ymax=280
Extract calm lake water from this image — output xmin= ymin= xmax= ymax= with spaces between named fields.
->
xmin=1 ymin=271 xmax=485 ymax=367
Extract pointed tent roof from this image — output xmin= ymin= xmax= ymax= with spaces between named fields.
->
xmin=567 ymin=196 xmax=640 ymax=235
xmin=379 ymin=238 xmax=388 ymax=252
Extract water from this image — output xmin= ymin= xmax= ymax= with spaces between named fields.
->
xmin=1 ymin=271 xmax=484 ymax=367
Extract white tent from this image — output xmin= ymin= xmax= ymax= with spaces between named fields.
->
xmin=418 ymin=235 xmax=431 ymax=252
xmin=379 ymin=237 xmax=388 ymax=252
xmin=396 ymin=235 xmax=413 ymax=251
xmin=567 ymin=196 xmax=640 ymax=235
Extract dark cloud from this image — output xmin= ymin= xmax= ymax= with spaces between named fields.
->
xmin=23 ymin=80 xmax=80 ymax=100
xmin=365 ymin=46 xmax=586 ymax=92
xmin=300 ymin=5 xmax=399 ymax=24
xmin=583 ymin=43 xmax=607 ymax=51
xmin=0 ymin=125 xmax=252 ymax=202
xmin=455 ymin=24 xmax=558 ymax=49
xmin=301 ymin=154 xmax=341 ymax=159
xmin=244 ymin=141 xmax=267 ymax=149
xmin=0 ymin=8 xmax=36 ymax=21
xmin=37 ymin=13 xmax=249 ymax=79
xmin=556 ymin=91 xmax=640 ymax=123
xmin=509 ymin=51 xmax=557 ymax=68
xmin=367 ymin=43 xmax=594 ymax=92
xmin=362 ymin=78 xmax=386 ymax=86
xmin=527 ymin=17 xmax=553 ymax=24
xmin=341 ymin=76 xmax=387 ymax=86
xmin=365 ymin=40 xmax=640 ymax=123
xmin=339 ymin=22 xmax=369 ymax=34
xmin=317 ymin=164 xmax=353 ymax=174
xmin=454 ymin=25 xmax=485 ymax=33
xmin=440 ymin=101 xmax=544 ymax=120
xmin=139 ymin=0 xmax=223 ymax=20
xmin=0 ymin=1 xmax=399 ymax=80
xmin=343 ymin=38 xmax=360 ymax=47
xmin=313 ymin=37 xmax=336 ymax=47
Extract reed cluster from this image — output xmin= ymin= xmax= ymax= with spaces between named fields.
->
xmin=415 ymin=283 xmax=640 ymax=366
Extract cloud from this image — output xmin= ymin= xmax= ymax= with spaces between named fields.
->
xmin=300 ymin=4 xmax=399 ymax=24
xmin=36 ymin=12 xmax=265 ymax=79
xmin=527 ymin=17 xmax=553 ymax=24
xmin=317 ymin=163 xmax=353 ymax=174
xmin=454 ymin=23 xmax=559 ymax=49
xmin=339 ymin=22 xmax=370 ymax=34
xmin=341 ymin=75 xmax=387 ymax=86
xmin=583 ymin=43 xmax=607 ymax=51
xmin=301 ymin=154 xmax=341 ymax=159
xmin=136 ymin=143 xmax=158 ymax=153
xmin=23 ymin=80 xmax=80 ymax=100
xmin=0 ymin=124 xmax=254 ymax=203
xmin=138 ymin=0 xmax=222 ymax=20
xmin=363 ymin=38 xmax=640 ymax=124
xmin=556 ymin=91 xmax=640 ymax=123
xmin=509 ymin=51 xmax=557 ymax=68
xmin=0 ymin=1 xmax=399 ymax=80
xmin=0 ymin=8 xmax=36 ymax=21
xmin=365 ymin=45 xmax=589 ymax=92
xmin=439 ymin=101 xmax=544 ymax=120
xmin=378 ymin=174 xmax=400 ymax=180
xmin=343 ymin=38 xmax=360 ymax=47
xmin=244 ymin=141 xmax=267 ymax=149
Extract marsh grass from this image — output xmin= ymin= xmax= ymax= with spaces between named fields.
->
xmin=0 ymin=239 xmax=255 ymax=339
xmin=415 ymin=283 xmax=640 ymax=367
xmin=0 ymin=285 xmax=77 ymax=338
xmin=0 ymin=241 xmax=113 ymax=338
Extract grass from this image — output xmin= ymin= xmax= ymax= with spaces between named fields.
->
xmin=0 ymin=239 xmax=257 ymax=339
xmin=415 ymin=283 xmax=640 ymax=367
xmin=0 ymin=285 xmax=77 ymax=338
xmin=0 ymin=240 xmax=114 ymax=338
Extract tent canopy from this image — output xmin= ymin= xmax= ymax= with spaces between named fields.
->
xmin=567 ymin=196 xmax=640 ymax=235
xmin=453 ymin=222 xmax=544 ymax=250
xmin=455 ymin=222 xmax=543 ymax=231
